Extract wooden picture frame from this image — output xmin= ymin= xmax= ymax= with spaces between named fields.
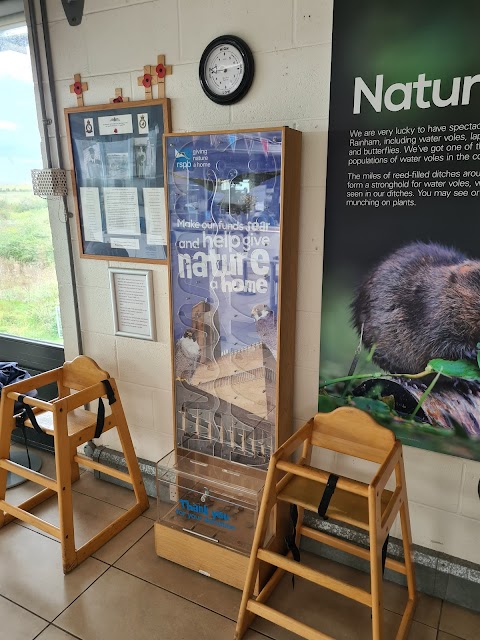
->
xmin=109 ymin=268 xmax=156 ymax=340
xmin=65 ymin=98 xmax=171 ymax=263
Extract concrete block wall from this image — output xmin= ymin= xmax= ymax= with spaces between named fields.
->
xmin=31 ymin=0 xmax=480 ymax=565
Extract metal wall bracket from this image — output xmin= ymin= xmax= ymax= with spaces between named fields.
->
xmin=61 ymin=0 xmax=85 ymax=26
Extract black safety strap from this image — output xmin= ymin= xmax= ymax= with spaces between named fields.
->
xmin=285 ymin=503 xmax=301 ymax=588
xmin=17 ymin=394 xmax=45 ymax=436
xmin=382 ymin=534 xmax=390 ymax=576
xmin=285 ymin=503 xmax=301 ymax=562
xmin=94 ymin=379 xmax=116 ymax=439
xmin=318 ymin=473 xmax=339 ymax=520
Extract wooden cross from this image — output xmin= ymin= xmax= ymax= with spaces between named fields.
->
xmin=137 ymin=54 xmax=172 ymax=100
xmin=69 ymin=73 xmax=88 ymax=107
xmin=110 ymin=88 xmax=130 ymax=104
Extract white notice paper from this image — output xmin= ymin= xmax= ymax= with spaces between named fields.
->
xmin=113 ymin=272 xmax=151 ymax=337
xmin=104 ymin=187 xmax=140 ymax=235
xmin=80 ymin=187 xmax=103 ymax=241
xmin=98 ymin=113 xmax=133 ymax=136
xmin=143 ymin=187 xmax=166 ymax=245
xmin=111 ymin=237 xmax=140 ymax=251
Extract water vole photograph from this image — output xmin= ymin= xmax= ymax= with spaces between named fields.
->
xmin=320 ymin=238 xmax=480 ymax=460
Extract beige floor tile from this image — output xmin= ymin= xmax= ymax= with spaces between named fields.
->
xmin=143 ymin=496 xmax=158 ymax=520
xmin=115 ymin=528 xmax=242 ymax=620
xmin=438 ymin=633 xmax=464 ymax=640
xmin=35 ymin=626 xmax=80 ymax=639
xmin=279 ymin=553 xmax=440 ymax=628
xmin=19 ymin=488 xmax=137 ymax=546
xmin=72 ymin=472 xmax=158 ymax=520
xmin=72 ymin=470 xmax=137 ymax=509
xmin=92 ymin=516 xmax=153 ymax=565
xmin=6 ymin=446 xmax=58 ymax=507
xmin=72 ymin=471 xmax=157 ymax=520
xmin=55 ymin=566 xmax=266 ymax=640
xmin=0 ymin=524 xmax=107 ymax=621
xmin=248 ymin=553 xmax=437 ymax=640
xmin=440 ymin=601 xmax=480 ymax=640
xmin=253 ymin=586 xmax=437 ymax=640
xmin=383 ymin=589 xmax=442 ymax=629
xmin=6 ymin=446 xmax=88 ymax=507
xmin=0 ymin=594 xmax=48 ymax=640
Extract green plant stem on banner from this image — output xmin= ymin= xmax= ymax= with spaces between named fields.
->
xmin=411 ymin=370 xmax=442 ymax=418
xmin=320 ymin=369 xmax=432 ymax=389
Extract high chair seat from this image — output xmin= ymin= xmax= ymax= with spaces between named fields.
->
xmin=0 ymin=355 xmax=149 ymax=574
xmin=24 ymin=406 xmax=99 ymax=436
xmin=277 ymin=471 xmax=393 ymax=531
xmin=235 ymin=407 xmax=417 ymax=640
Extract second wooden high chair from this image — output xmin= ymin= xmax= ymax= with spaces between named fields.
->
xmin=235 ymin=407 xmax=417 ymax=640
xmin=0 ymin=355 xmax=149 ymax=574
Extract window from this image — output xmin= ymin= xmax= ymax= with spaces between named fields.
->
xmin=0 ymin=22 xmax=62 ymax=344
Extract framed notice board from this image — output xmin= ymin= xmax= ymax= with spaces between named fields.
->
xmin=65 ymin=98 xmax=171 ymax=262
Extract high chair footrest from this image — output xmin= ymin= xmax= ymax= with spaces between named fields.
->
xmin=0 ymin=500 xmax=61 ymax=538
xmin=74 ymin=454 xmax=133 ymax=484
xmin=257 ymin=548 xmax=372 ymax=606
xmin=277 ymin=474 xmax=393 ymax=531
xmin=0 ymin=459 xmax=57 ymax=491
xmin=247 ymin=600 xmax=334 ymax=640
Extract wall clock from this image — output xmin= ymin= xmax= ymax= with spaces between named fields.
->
xmin=199 ymin=35 xmax=254 ymax=105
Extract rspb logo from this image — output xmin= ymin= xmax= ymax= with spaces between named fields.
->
xmin=174 ymin=148 xmax=192 ymax=170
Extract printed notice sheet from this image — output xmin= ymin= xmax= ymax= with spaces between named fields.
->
xmin=113 ymin=272 xmax=152 ymax=337
xmin=79 ymin=187 xmax=103 ymax=241
xmin=98 ymin=113 xmax=133 ymax=136
xmin=104 ymin=187 xmax=140 ymax=235
xmin=143 ymin=187 xmax=167 ymax=245
xmin=111 ymin=238 xmax=140 ymax=251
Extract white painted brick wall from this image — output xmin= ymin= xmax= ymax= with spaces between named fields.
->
xmin=34 ymin=0 xmax=480 ymax=564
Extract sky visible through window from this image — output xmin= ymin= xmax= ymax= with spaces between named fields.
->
xmin=0 ymin=24 xmax=63 ymax=344
xmin=0 ymin=25 xmax=41 ymax=183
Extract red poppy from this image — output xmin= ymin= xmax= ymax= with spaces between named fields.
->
xmin=142 ymin=74 xmax=152 ymax=88
xmin=73 ymin=82 xmax=83 ymax=95
xmin=113 ymin=96 xmax=123 ymax=103
xmin=156 ymin=63 xmax=166 ymax=78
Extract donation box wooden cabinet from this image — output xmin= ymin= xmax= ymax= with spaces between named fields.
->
xmin=155 ymin=127 xmax=302 ymax=590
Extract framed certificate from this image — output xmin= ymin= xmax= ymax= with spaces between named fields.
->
xmin=109 ymin=268 xmax=156 ymax=340
xmin=65 ymin=98 xmax=171 ymax=262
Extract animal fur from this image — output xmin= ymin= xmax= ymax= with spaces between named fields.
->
xmin=351 ymin=241 xmax=480 ymax=374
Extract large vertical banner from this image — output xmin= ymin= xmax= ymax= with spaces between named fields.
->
xmin=166 ymin=131 xmax=283 ymax=467
xmin=321 ymin=0 xmax=480 ymax=460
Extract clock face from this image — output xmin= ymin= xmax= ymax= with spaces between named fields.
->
xmin=204 ymin=44 xmax=244 ymax=97
xmin=199 ymin=36 xmax=254 ymax=105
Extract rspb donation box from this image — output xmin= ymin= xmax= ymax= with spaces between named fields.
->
xmin=155 ymin=128 xmax=301 ymax=589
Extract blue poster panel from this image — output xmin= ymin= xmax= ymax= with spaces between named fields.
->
xmin=166 ymin=130 xmax=283 ymax=467
xmin=321 ymin=0 xmax=480 ymax=460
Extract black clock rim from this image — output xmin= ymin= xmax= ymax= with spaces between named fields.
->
xmin=199 ymin=35 xmax=254 ymax=105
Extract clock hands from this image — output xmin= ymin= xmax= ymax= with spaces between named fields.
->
xmin=209 ymin=63 xmax=242 ymax=74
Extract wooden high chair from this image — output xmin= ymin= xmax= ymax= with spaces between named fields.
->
xmin=0 ymin=356 xmax=149 ymax=574
xmin=235 ymin=407 xmax=417 ymax=640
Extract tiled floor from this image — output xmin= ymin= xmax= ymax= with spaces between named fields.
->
xmin=1 ymin=446 xmax=479 ymax=640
